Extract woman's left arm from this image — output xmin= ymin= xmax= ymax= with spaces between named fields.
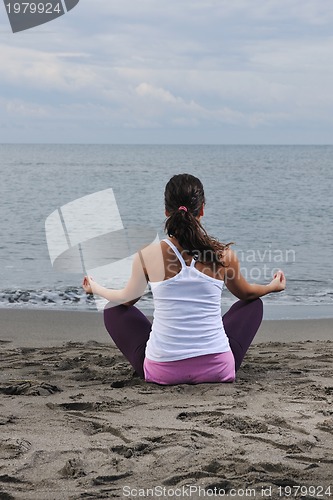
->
xmin=82 ymin=252 xmax=148 ymax=306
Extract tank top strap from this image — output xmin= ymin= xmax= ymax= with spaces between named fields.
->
xmin=163 ymin=238 xmax=187 ymax=268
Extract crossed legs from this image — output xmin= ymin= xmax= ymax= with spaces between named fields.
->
xmin=103 ymin=298 xmax=263 ymax=379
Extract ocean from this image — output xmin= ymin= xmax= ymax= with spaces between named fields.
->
xmin=1 ymin=144 xmax=332 ymax=319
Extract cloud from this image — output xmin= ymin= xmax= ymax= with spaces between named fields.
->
xmin=3 ymin=98 xmax=49 ymax=117
xmin=135 ymin=83 xmax=183 ymax=104
xmin=0 ymin=44 xmax=97 ymax=92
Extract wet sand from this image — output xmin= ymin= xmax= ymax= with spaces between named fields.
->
xmin=1 ymin=308 xmax=332 ymax=347
xmin=0 ymin=310 xmax=332 ymax=499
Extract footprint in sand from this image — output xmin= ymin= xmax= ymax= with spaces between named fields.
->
xmin=0 ymin=381 xmax=61 ymax=396
xmin=0 ymin=438 xmax=31 ymax=459
xmin=177 ymin=411 xmax=268 ymax=434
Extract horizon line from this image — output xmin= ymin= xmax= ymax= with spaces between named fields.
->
xmin=1 ymin=142 xmax=333 ymax=147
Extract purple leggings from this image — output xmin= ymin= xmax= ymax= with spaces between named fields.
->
xmin=103 ymin=298 xmax=263 ymax=379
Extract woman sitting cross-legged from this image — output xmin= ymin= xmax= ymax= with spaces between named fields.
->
xmin=83 ymin=173 xmax=286 ymax=385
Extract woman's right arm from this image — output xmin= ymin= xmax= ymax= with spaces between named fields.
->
xmin=223 ymin=248 xmax=286 ymax=301
xmin=82 ymin=252 xmax=148 ymax=306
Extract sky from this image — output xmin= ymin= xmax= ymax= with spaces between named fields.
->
xmin=1 ymin=0 xmax=333 ymax=144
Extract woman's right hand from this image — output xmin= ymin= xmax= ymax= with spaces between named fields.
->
xmin=82 ymin=275 xmax=94 ymax=294
xmin=269 ymin=270 xmax=286 ymax=292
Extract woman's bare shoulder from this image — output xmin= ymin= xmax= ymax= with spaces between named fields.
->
xmin=139 ymin=241 xmax=165 ymax=266
xmin=140 ymin=240 xmax=164 ymax=256
xmin=139 ymin=240 xmax=166 ymax=281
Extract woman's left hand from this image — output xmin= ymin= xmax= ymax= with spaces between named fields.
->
xmin=270 ymin=270 xmax=286 ymax=292
xmin=82 ymin=275 xmax=94 ymax=294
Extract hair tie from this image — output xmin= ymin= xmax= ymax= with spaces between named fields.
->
xmin=178 ymin=206 xmax=188 ymax=212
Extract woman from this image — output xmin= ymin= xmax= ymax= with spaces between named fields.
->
xmin=83 ymin=173 xmax=286 ymax=385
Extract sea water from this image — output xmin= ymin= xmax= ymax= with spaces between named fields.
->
xmin=1 ymin=144 xmax=332 ymax=319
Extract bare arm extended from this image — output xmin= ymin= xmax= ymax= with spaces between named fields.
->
xmin=82 ymin=252 xmax=148 ymax=306
xmin=224 ymin=248 xmax=286 ymax=301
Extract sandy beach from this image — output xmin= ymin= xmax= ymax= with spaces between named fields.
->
xmin=0 ymin=309 xmax=332 ymax=500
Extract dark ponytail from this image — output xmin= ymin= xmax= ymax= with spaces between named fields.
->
xmin=164 ymin=174 xmax=232 ymax=265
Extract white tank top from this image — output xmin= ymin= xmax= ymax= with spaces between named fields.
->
xmin=145 ymin=239 xmax=231 ymax=362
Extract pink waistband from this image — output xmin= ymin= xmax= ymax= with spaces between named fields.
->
xmin=143 ymin=351 xmax=235 ymax=385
